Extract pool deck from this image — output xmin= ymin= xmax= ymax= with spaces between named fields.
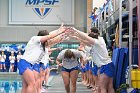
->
xmin=0 ymin=72 xmax=21 ymax=81
xmin=47 ymin=74 xmax=92 ymax=93
xmin=0 ymin=72 xmax=92 ymax=93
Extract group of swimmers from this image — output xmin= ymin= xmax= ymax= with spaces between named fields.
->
xmin=17 ymin=24 xmax=115 ymax=93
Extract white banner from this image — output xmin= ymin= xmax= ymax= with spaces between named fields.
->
xmin=9 ymin=0 xmax=74 ymax=25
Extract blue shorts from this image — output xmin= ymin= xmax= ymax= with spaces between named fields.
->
xmin=33 ymin=63 xmax=50 ymax=73
xmin=41 ymin=63 xmax=50 ymax=70
xmin=89 ymin=61 xmax=93 ymax=70
xmin=79 ymin=65 xmax=86 ymax=73
xmin=17 ymin=59 xmax=33 ymax=75
xmin=61 ymin=66 xmax=79 ymax=73
xmin=99 ymin=62 xmax=115 ymax=77
xmin=81 ymin=68 xmax=86 ymax=73
xmin=0 ymin=62 xmax=5 ymax=65
xmin=91 ymin=64 xmax=98 ymax=76
xmin=85 ymin=62 xmax=90 ymax=71
xmin=33 ymin=63 xmax=40 ymax=73
xmin=10 ymin=63 xmax=15 ymax=65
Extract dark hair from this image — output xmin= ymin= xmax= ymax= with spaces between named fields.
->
xmin=37 ymin=30 xmax=49 ymax=36
xmin=37 ymin=30 xmax=49 ymax=51
xmin=90 ymin=27 xmax=99 ymax=34
xmin=88 ymin=32 xmax=98 ymax=39
xmin=64 ymin=49 xmax=75 ymax=59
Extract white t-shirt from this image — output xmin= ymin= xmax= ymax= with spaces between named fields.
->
xmin=57 ymin=49 xmax=82 ymax=69
xmin=84 ymin=46 xmax=92 ymax=61
xmin=21 ymin=36 xmax=45 ymax=64
xmin=84 ymin=46 xmax=94 ymax=68
xmin=9 ymin=56 xmax=15 ymax=63
xmin=17 ymin=55 xmax=23 ymax=62
xmin=90 ymin=37 xmax=112 ymax=67
xmin=78 ymin=49 xmax=86 ymax=61
xmin=40 ymin=48 xmax=49 ymax=65
xmin=0 ymin=55 xmax=6 ymax=62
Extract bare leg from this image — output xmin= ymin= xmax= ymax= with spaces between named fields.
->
xmin=89 ymin=70 xmax=93 ymax=87
xmin=92 ymin=75 xmax=99 ymax=93
xmin=81 ymin=73 xmax=84 ymax=83
xmin=21 ymin=78 xmax=27 ymax=93
xmin=3 ymin=64 xmax=6 ymax=70
xmin=86 ymin=70 xmax=90 ymax=86
xmin=61 ymin=71 xmax=70 ymax=93
xmin=40 ymin=68 xmax=46 ymax=90
xmin=45 ymin=68 xmax=50 ymax=85
xmin=82 ymin=73 xmax=86 ymax=84
xmin=70 ymin=70 xmax=78 ymax=93
xmin=12 ymin=64 xmax=14 ymax=72
xmin=84 ymin=71 xmax=88 ymax=86
xmin=107 ymin=78 xmax=115 ymax=93
xmin=92 ymin=75 xmax=95 ymax=91
xmin=22 ymin=69 xmax=37 ymax=93
xmin=41 ymin=68 xmax=46 ymax=83
xmin=33 ymin=70 xmax=41 ymax=93
xmin=98 ymin=73 xmax=109 ymax=93
xmin=0 ymin=64 xmax=2 ymax=70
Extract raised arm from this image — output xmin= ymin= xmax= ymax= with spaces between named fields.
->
xmin=71 ymin=27 xmax=96 ymax=45
xmin=48 ymin=47 xmax=62 ymax=52
xmin=56 ymin=58 xmax=63 ymax=67
xmin=40 ymin=23 xmax=67 ymax=43
xmin=47 ymin=47 xmax=62 ymax=55
xmin=79 ymin=56 xmax=85 ymax=66
xmin=47 ymin=33 xmax=68 ymax=47
xmin=69 ymin=35 xmax=92 ymax=46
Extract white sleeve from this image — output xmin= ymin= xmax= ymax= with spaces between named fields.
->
xmin=17 ymin=55 xmax=19 ymax=59
xmin=9 ymin=56 xmax=11 ymax=59
xmin=14 ymin=56 xmax=16 ymax=60
xmin=57 ymin=50 xmax=65 ymax=60
xmin=73 ymin=50 xmax=82 ymax=58
xmin=4 ymin=55 xmax=6 ymax=59
xmin=29 ymin=36 xmax=42 ymax=43
xmin=84 ymin=46 xmax=91 ymax=53
xmin=94 ymin=37 xmax=105 ymax=45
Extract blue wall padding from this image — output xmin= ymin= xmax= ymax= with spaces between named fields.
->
xmin=112 ymin=48 xmax=120 ymax=89
xmin=115 ymin=48 xmax=126 ymax=89
xmin=121 ymin=48 xmax=129 ymax=85
xmin=113 ymin=48 xmax=138 ymax=92
xmin=132 ymin=48 xmax=138 ymax=65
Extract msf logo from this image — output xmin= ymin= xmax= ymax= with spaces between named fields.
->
xmin=26 ymin=0 xmax=59 ymax=19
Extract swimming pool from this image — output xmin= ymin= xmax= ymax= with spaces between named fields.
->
xmin=0 ymin=72 xmax=22 ymax=93
xmin=0 ymin=70 xmax=57 ymax=93
xmin=0 ymin=81 xmax=22 ymax=93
